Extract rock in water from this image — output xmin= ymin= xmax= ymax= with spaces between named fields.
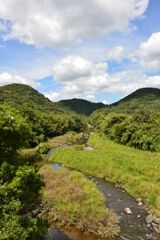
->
xmin=136 ymin=198 xmax=142 ymax=203
xmin=124 ymin=208 xmax=133 ymax=214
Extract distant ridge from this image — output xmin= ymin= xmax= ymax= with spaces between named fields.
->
xmin=57 ymin=98 xmax=105 ymax=116
xmin=1 ymin=84 xmax=160 ymax=116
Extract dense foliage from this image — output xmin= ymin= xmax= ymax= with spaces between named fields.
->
xmin=20 ymin=106 xmax=87 ymax=146
xmin=90 ymin=105 xmax=160 ymax=152
xmin=0 ymin=107 xmax=49 ymax=239
xmin=0 ymin=83 xmax=64 ymax=114
xmin=90 ymin=87 xmax=160 ymax=117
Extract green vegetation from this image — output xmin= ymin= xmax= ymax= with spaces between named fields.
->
xmin=49 ymin=133 xmax=160 ymax=215
xmin=57 ymin=98 xmax=105 ymax=116
xmin=2 ymin=84 xmax=160 ymax=238
xmin=0 ymin=108 xmax=49 ymax=240
xmin=38 ymin=164 xmax=120 ymax=238
xmin=90 ymin=87 xmax=160 ymax=117
xmin=0 ymin=83 xmax=64 ymax=113
xmin=89 ymin=106 xmax=160 ymax=152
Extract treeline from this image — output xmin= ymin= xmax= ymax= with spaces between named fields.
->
xmin=1 ymin=105 xmax=87 ymax=150
xmin=89 ymin=105 xmax=160 ymax=152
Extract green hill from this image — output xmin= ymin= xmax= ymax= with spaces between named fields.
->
xmin=57 ymin=98 xmax=105 ymax=116
xmin=90 ymin=87 xmax=160 ymax=117
xmin=0 ymin=83 xmax=65 ymax=114
xmin=110 ymin=87 xmax=160 ymax=113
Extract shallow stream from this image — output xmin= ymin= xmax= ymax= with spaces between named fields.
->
xmin=41 ymin=136 xmax=160 ymax=239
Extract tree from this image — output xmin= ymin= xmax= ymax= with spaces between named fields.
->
xmin=0 ymin=107 xmax=32 ymax=164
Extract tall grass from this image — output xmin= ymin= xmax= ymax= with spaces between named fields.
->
xmin=38 ymin=165 xmax=119 ymax=238
xmin=49 ymin=133 xmax=160 ymax=215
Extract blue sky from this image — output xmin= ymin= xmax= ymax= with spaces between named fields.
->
xmin=0 ymin=0 xmax=160 ymax=104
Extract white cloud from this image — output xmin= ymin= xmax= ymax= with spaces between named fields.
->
xmin=45 ymin=91 xmax=60 ymax=102
xmin=104 ymin=71 xmax=160 ymax=94
xmin=0 ymin=73 xmax=41 ymax=88
xmin=102 ymin=100 xmax=108 ymax=105
xmin=107 ymin=46 xmax=124 ymax=63
xmin=139 ymin=32 xmax=160 ymax=59
xmin=53 ymin=56 xmax=93 ymax=82
xmin=128 ymin=32 xmax=160 ymax=69
xmin=0 ymin=0 xmax=149 ymax=48
xmin=45 ymin=55 xmax=119 ymax=101
xmin=46 ymin=60 xmax=160 ymax=102
xmin=138 ymin=32 xmax=160 ymax=69
xmin=86 ymin=95 xmax=95 ymax=100
xmin=0 ymin=45 xmax=5 ymax=48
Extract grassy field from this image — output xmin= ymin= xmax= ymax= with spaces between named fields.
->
xmin=38 ymin=164 xmax=119 ymax=238
xmin=49 ymin=133 xmax=160 ymax=216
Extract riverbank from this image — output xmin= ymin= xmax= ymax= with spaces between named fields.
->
xmin=38 ymin=164 xmax=120 ymax=239
xmin=49 ymin=133 xmax=160 ymax=217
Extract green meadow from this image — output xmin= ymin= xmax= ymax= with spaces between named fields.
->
xmin=49 ymin=133 xmax=160 ymax=215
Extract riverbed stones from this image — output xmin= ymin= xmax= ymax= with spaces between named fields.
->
xmin=144 ymin=214 xmax=160 ymax=234
xmin=153 ymin=216 xmax=160 ymax=224
xmin=61 ymin=164 xmax=65 ymax=167
xmin=153 ymin=226 xmax=160 ymax=234
xmin=124 ymin=208 xmax=133 ymax=214
xmin=145 ymin=214 xmax=153 ymax=224
xmin=138 ymin=202 xmax=143 ymax=206
xmin=108 ymin=193 xmax=111 ymax=197
xmin=136 ymin=197 xmax=142 ymax=203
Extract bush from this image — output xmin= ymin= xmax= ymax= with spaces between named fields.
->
xmin=35 ymin=143 xmax=50 ymax=154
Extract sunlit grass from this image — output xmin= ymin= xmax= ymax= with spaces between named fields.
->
xmin=49 ymin=133 xmax=160 ymax=215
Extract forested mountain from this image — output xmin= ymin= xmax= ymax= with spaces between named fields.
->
xmin=57 ymin=98 xmax=105 ymax=116
xmin=109 ymin=87 xmax=160 ymax=114
xmin=0 ymin=84 xmax=87 ymax=146
xmin=1 ymin=84 xmax=160 ymax=116
xmin=90 ymin=87 xmax=160 ymax=118
xmin=0 ymin=83 xmax=65 ymax=114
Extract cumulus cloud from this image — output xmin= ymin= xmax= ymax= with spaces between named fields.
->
xmin=0 ymin=73 xmax=41 ymax=88
xmin=107 ymin=46 xmax=124 ymax=63
xmin=0 ymin=0 xmax=149 ymax=48
xmin=45 ymin=55 xmax=119 ymax=101
xmin=45 ymin=55 xmax=160 ymax=102
xmin=105 ymin=71 xmax=160 ymax=94
xmin=128 ymin=32 xmax=160 ymax=69
xmin=138 ymin=32 xmax=160 ymax=69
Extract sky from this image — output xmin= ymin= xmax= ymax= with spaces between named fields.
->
xmin=0 ymin=0 xmax=160 ymax=104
